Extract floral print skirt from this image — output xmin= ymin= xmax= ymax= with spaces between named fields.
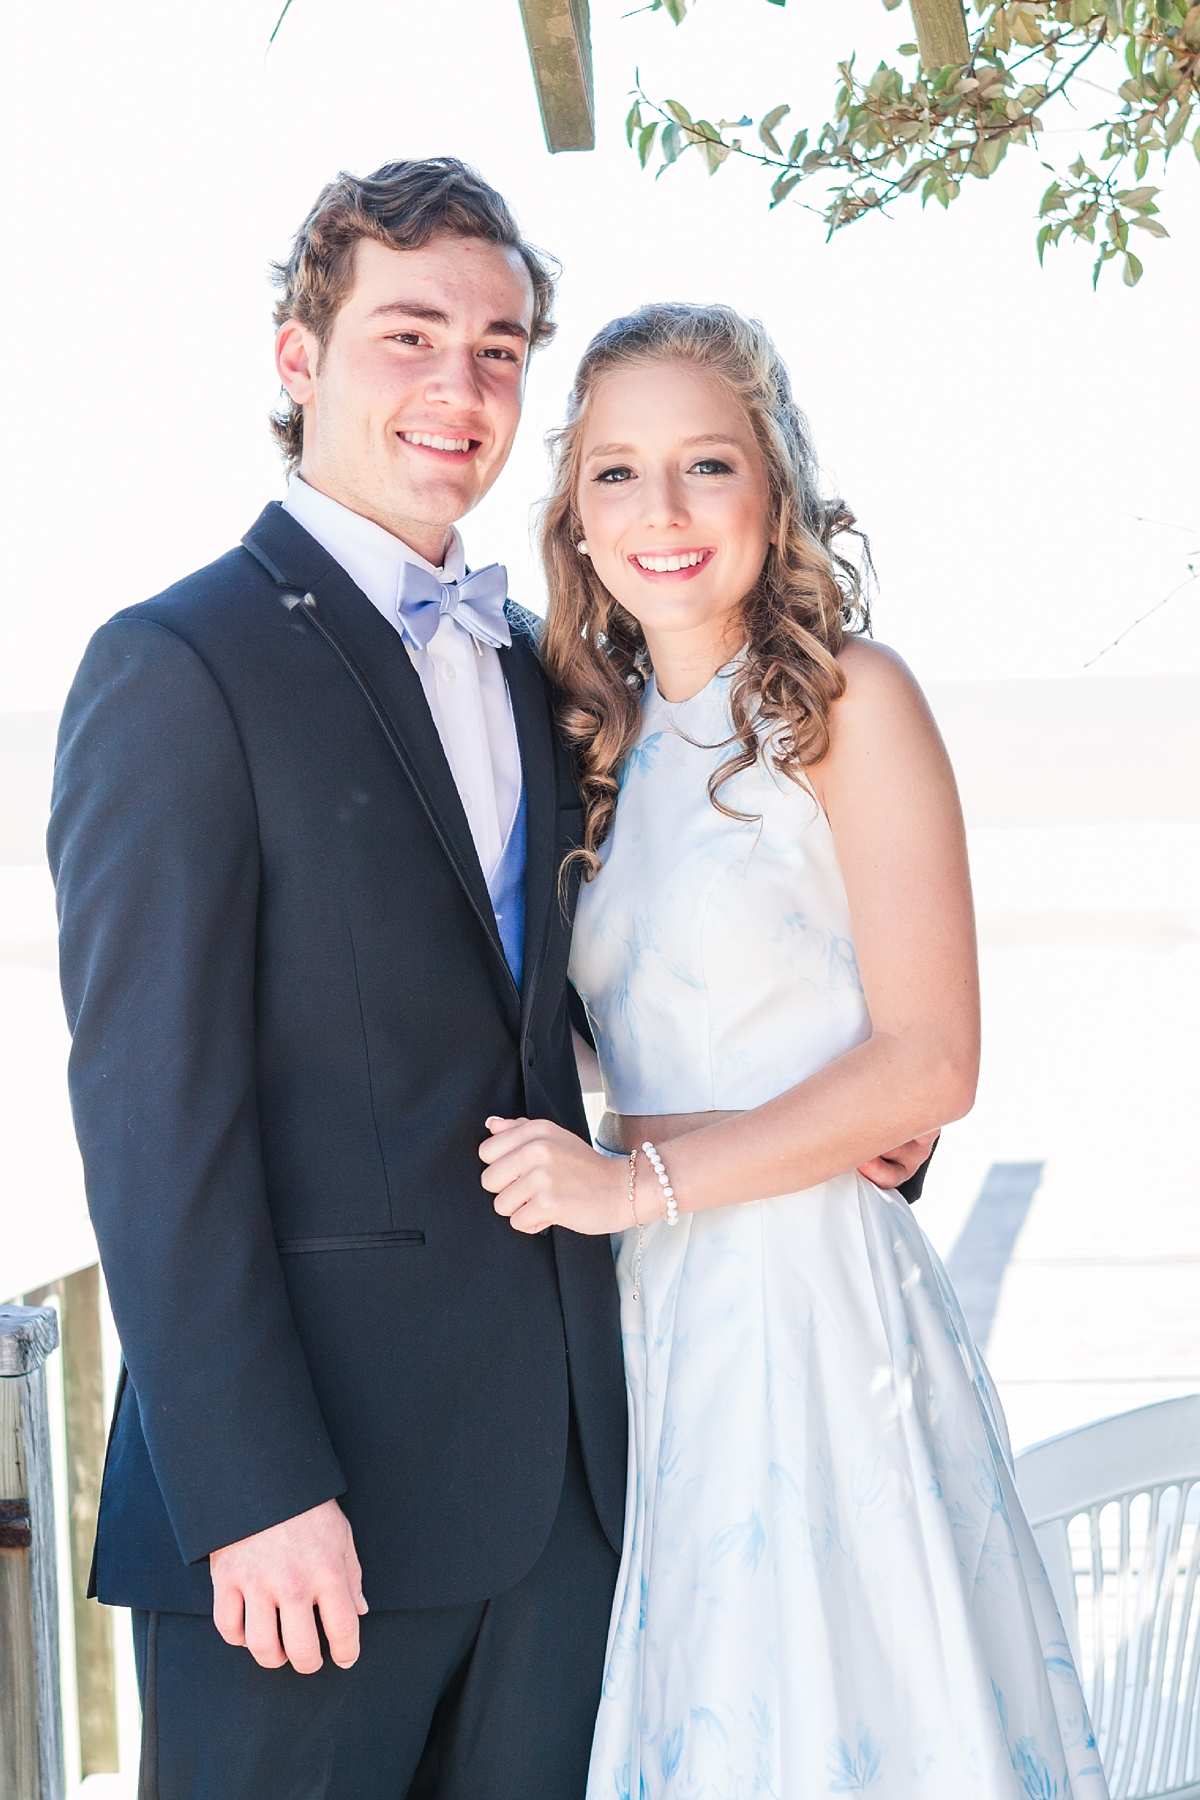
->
xmin=587 ymin=1174 xmax=1108 ymax=1800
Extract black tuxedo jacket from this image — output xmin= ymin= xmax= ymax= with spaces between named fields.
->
xmin=48 ymin=503 xmax=627 ymax=1615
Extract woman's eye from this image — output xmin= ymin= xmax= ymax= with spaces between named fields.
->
xmin=690 ymin=458 xmax=734 ymax=476
xmin=595 ymin=465 xmax=635 ymax=484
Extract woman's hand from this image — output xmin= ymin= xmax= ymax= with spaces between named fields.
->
xmin=480 ymin=1117 xmax=630 ymax=1236
xmin=858 ymin=1129 xmax=939 ymax=1190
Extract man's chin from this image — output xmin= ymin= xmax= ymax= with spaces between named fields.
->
xmin=363 ymin=482 xmax=478 ymax=548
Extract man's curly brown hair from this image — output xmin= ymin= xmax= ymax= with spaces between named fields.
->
xmin=270 ymin=157 xmax=558 ymax=468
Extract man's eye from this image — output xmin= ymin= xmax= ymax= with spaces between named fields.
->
xmin=595 ymin=466 xmax=635 ymax=484
xmin=691 ymin=458 xmax=733 ymax=476
xmin=479 ymin=346 xmax=519 ymax=362
xmin=391 ymin=332 xmax=425 ymax=346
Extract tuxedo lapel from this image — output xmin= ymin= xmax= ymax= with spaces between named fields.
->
xmin=500 ymin=619 xmax=558 ymax=1034
xmin=242 ymin=504 xmax=518 ymax=1025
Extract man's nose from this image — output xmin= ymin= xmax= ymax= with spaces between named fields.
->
xmin=422 ymin=345 xmax=485 ymax=411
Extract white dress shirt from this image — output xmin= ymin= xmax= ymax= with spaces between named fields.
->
xmin=281 ymin=475 xmax=521 ymax=885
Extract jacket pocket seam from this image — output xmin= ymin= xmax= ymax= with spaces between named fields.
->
xmin=276 ymin=1230 xmax=426 ymax=1254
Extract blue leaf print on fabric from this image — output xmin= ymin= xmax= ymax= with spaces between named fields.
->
xmin=827 ymin=935 xmax=864 ymax=992
xmin=619 ymin=732 xmax=664 ymax=792
xmin=711 ymin=1511 xmax=767 ymax=1571
xmin=689 ymin=1708 xmax=730 ymax=1746
xmin=1014 ymin=1738 xmax=1060 ymax=1799
xmin=826 ymin=1727 xmax=885 ymax=1791
xmin=660 ymin=1725 xmax=683 ymax=1780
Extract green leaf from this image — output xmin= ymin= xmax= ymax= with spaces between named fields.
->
xmin=1039 ymin=182 xmax=1066 ymax=214
xmin=1165 ymin=101 xmax=1191 ymax=148
xmin=759 ymin=102 xmax=791 ymax=156
xmin=1123 ymin=250 xmax=1144 ymax=284
xmin=692 ymin=122 xmax=731 ymax=174
xmin=665 ymin=99 xmax=694 ymax=128
xmin=625 ymin=99 xmax=643 ymax=148
xmin=787 ymin=128 xmax=809 ymax=161
xmin=898 ymin=41 xmax=919 ymax=55
xmin=637 ymin=122 xmax=659 ymax=168
xmin=1130 ymin=214 xmax=1169 ymax=235
xmin=770 ymin=170 xmax=802 ymax=206
xmin=1194 ymin=126 xmax=1200 ymax=162
xmin=661 ymin=121 xmax=683 ymax=164
xmin=1036 ymin=221 xmax=1055 ymax=264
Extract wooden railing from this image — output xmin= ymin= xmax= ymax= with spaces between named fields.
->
xmin=1 ymin=1267 xmax=119 ymax=1799
xmin=0 ymin=1303 xmax=63 ymax=1800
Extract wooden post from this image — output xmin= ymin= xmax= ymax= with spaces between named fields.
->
xmin=518 ymin=0 xmax=595 ymax=152
xmin=0 ymin=1305 xmax=64 ymax=1800
xmin=910 ymin=0 xmax=970 ymax=67
xmin=25 ymin=1270 xmax=118 ymax=1779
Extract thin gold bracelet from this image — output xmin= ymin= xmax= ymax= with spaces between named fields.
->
xmin=627 ymin=1148 xmax=645 ymax=1300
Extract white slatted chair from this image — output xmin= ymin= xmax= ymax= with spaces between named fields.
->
xmin=1015 ymin=1395 xmax=1200 ymax=1800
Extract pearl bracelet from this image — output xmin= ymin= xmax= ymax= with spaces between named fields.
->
xmin=641 ymin=1141 xmax=679 ymax=1225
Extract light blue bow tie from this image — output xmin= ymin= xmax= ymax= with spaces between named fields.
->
xmin=396 ymin=560 xmax=511 ymax=652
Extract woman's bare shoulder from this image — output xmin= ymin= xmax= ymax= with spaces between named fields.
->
xmin=833 ymin=636 xmax=933 ymax=729
xmin=837 ymin=634 xmax=917 ymax=686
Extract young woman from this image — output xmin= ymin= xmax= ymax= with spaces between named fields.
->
xmin=479 ymin=304 xmax=1105 ymax=1800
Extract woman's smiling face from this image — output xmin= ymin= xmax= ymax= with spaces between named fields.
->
xmin=576 ymin=359 xmax=773 ymax=672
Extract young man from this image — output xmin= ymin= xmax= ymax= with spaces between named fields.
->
xmin=49 ymin=159 xmax=627 ymax=1800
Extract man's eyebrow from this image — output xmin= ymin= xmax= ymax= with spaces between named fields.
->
xmin=368 ymin=301 xmax=530 ymax=342
xmin=368 ymin=302 xmax=451 ymax=324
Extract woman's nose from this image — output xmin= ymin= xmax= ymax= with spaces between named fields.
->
xmin=638 ymin=470 xmax=690 ymax=532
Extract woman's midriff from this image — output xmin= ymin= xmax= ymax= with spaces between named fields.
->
xmin=597 ymin=1110 xmax=743 ymax=1154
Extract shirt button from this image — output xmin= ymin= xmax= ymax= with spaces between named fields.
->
xmin=441 ymin=664 xmax=456 ymax=683
xmin=462 ymin=793 xmax=472 ymax=810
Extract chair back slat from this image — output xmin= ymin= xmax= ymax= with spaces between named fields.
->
xmin=1016 ymin=1397 xmax=1200 ymax=1800
xmin=1164 ymin=1508 xmax=1200 ymax=1790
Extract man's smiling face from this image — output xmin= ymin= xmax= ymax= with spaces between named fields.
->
xmin=276 ymin=233 xmax=535 ymax=564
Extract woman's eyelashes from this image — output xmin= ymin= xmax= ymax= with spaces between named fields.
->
xmin=592 ymin=457 xmax=735 ymax=485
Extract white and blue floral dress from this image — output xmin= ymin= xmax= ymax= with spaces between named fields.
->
xmin=569 ymin=669 xmax=1106 ymax=1800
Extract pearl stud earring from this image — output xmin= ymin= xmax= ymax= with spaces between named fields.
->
xmin=576 ymin=540 xmax=589 ymax=555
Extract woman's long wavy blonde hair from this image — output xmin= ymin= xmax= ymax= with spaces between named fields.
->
xmin=541 ymin=302 xmax=871 ymax=877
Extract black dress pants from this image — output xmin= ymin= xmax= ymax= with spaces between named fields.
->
xmin=132 ymin=1418 xmax=619 ymax=1800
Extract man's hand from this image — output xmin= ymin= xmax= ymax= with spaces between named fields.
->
xmin=858 ymin=1129 xmax=940 ymax=1190
xmin=210 ymin=1498 xmax=367 ymax=1674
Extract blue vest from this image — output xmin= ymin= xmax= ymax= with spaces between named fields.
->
xmin=488 ymin=782 xmax=527 ymax=988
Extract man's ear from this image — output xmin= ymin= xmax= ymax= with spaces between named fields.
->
xmin=276 ymin=320 xmax=319 ymax=406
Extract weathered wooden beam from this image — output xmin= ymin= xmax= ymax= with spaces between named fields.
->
xmin=0 ymin=1304 xmax=64 ymax=1800
xmin=911 ymin=0 xmax=970 ymax=67
xmin=26 ymin=1271 xmax=117 ymax=1780
xmin=518 ymin=0 xmax=595 ymax=153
